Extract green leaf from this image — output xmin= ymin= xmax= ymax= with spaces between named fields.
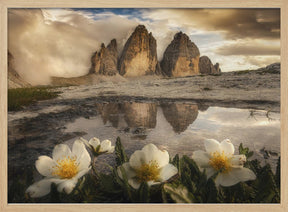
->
xmin=163 ymin=183 xmax=194 ymax=203
xmin=254 ymin=164 xmax=280 ymax=203
xmin=172 ymin=154 xmax=181 ymax=176
xmin=238 ymin=143 xmax=254 ymax=159
xmin=115 ymin=137 xmax=129 ymax=166
xmin=205 ymin=178 xmax=219 ymax=203
xmin=137 ymin=182 xmax=150 ymax=203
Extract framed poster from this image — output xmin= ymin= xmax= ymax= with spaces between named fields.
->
xmin=1 ymin=0 xmax=287 ymax=211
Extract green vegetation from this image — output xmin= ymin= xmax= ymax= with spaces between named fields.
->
xmin=234 ymin=70 xmax=254 ymax=75
xmin=19 ymin=138 xmax=280 ymax=203
xmin=8 ymin=87 xmax=59 ymax=111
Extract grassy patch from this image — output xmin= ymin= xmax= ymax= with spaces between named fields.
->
xmin=233 ymin=70 xmax=253 ymax=75
xmin=8 ymin=87 xmax=59 ymax=111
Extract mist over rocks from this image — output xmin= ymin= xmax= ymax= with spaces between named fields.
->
xmin=118 ymin=25 xmax=161 ymax=77
xmin=160 ymin=32 xmax=200 ymax=77
xmin=89 ymin=39 xmax=118 ymax=76
xmin=8 ymin=51 xmax=31 ymax=88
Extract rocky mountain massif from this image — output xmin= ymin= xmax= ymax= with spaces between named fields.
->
xmin=89 ymin=24 xmax=220 ymax=78
xmin=8 ymin=24 xmax=280 ymax=88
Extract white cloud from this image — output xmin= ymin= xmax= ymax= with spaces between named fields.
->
xmin=8 ymin=8 xmax=280 ymax=85
xmin=8 ymin=9 xmax=138 ymax=85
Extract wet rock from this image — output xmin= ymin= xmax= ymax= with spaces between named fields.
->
xmin=161 ymin=32 xmax=200 ymax=77
xmin=118 ymin=25 xmax=161 ymax=76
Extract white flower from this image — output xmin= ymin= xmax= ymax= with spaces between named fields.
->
xmin=117 ymin=144 xmax=178 ymax=189
xmin=81 ymin=137 xmax=115 ymax=156
xmin=192 ymin=139 xmax=256 ymax=187
xmin=26 ymin=139 xmax=91 ymax=198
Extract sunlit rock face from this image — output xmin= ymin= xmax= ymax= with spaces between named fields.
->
xmin=122 ymin=102 xmax=157 ymax=128
xmin=118 ymin=25 xmax=161 ymax=77
xmin=161 ymin=32 xmax=200 ymax=77
xmin=8 ymin=51 xmax=30 ymax=88
xmin=161 ymin=103 xmax=199 ymax=133
xmin=90 ymin=39 xmax=118 ymax=76
xmin=199 ymin=56 xmax=220 ymax=74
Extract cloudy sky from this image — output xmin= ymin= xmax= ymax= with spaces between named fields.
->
xmin=8 ymin=8 xmax=280 ymax=85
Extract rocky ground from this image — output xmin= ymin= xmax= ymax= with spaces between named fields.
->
xmin=8 ymin=68 xmax=280 ymax=199
xmin=52 ymin=68 xmax=280 ymax=112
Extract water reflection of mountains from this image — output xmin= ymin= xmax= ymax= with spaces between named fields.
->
xmin=95 ymin=102 xmax=208 ymax=133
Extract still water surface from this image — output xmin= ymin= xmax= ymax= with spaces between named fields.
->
xmin=64 ymin=102 xmax=280 ymax=169
xmin=8 ymin=101 xmax=280 ymax=202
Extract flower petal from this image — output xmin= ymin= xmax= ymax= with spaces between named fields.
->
xmin=35 ymin=156 xmax=56 ymax=177
xmin=159 ymin=164 xmax=178 ymax=182
xmin=230 ymin=167 xmax=256 ymax=182
xmin=204 ymin=139 xmax=221 ymax=154
xmin=52 ymin=144 xmax=72 ymax=161
xmin=142 ymin=144 xmax=169 ymax=168
xmin=117 ymin=162 xmax=136 ymax=180
xmin=107 ymin=146 xmax=115 ymax=154
xmin=215 ymin=172 xmax=237 ymax=187
xmin=77 ymin=145 xmax=91 ymax=171
xmin=57 ymin=179 xmax=77 ymax=194
xmin=215 ymin=167 xmax=256 ymax=187
xmin=147 ymin=181 xmax=161 ymax=187
xmin=231 ymin=155 xmax=246 ymax=168
xmin=25 ymin=179 xmax=53 ymax=198
xmin=220 ymin=139 xmax=234 ymax=155
xmin=80 ymin=137 xmax=90 ymax=148
xmin=72 ymin=139 xmax=85 ymax=158
xmin=89 ymin=137 xmax=100 ymax=149
xmin=74 ymin=167 xmax=91 ymax=179
xmin=205 ymin=167 xmax=217 ymax=179
xmin=129 ymin=150 xmax=146 ymax=169
xmin=192 ymin=150 xmax=211 ymax=168
xmin=128 ymin=178 xmax=141 ymax=189
xmin=100 ymin=139 xmax=112 ymax=152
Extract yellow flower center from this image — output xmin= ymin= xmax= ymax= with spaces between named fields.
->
xmin=135 ymin=160 xmax=160 ymax=183
xmin=52 ymin=156 xmax=79 ymax=179
xmin=209 ymin=151 xmax=232 ymax=173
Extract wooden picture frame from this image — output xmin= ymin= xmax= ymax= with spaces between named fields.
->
xmin=0 ymin=0 xmax=287 ymax=211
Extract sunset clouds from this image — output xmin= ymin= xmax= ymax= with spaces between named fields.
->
xmin=8 ymin=8 xmax=280 ymax=85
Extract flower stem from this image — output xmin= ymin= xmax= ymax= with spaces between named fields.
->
xmin=91 ymin=156 xmax=100 ymax=179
